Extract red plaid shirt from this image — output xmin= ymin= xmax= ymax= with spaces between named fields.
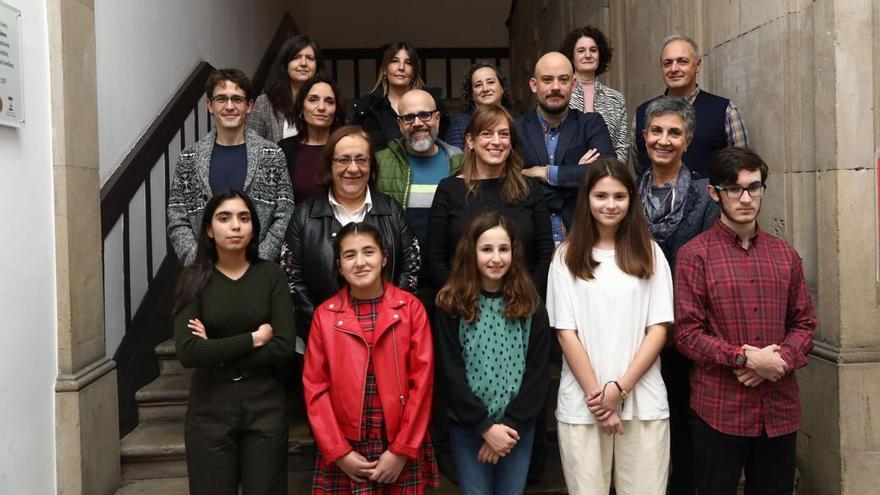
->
xmin=674 ymin=220 xmax=816 ymax=437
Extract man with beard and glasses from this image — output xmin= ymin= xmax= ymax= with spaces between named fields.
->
xmin=168 ymin=68 xmax=293 ymax=266
xmin=376 ymin=89 xmax=463 ymax=251
xmin=632 ymin=35 xmax=749 ymax=180
xmin=674 ymin=146 xmax=815 ymax=495
xmin=516 ymin=51 xmax=614 ymax=244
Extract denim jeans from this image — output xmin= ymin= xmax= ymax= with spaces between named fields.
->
xmin=449 ymin=423 xmax=535 ymax=495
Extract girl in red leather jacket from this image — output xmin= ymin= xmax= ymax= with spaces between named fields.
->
xmin=303 ymin=222 xmax=439 ymax=494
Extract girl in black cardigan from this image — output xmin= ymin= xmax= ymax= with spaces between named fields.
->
xmin=433 ymin=212 xmax=550 ymax=495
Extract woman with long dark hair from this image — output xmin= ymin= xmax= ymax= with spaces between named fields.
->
xmin=352 ymin=41 xmax=450 ymax=150
xmin=434 ymin=211 xmax=550 ymax=494
xmin=561 ymin=26 xmax=629 ymax=163
xmin=278 ymin=75 xmax=345 ymax=204
xmin=547 ymin=158 xmax=672 ymax=494
xmin=445 ymin=63 xmax=513 ymax=150
xmin=249 ymin=34 xmax=325 ymax=142
xmin=173 ymin=188 xmax=295 ymax=495
xmin=304 ymin=222 xmax=439 ymax=494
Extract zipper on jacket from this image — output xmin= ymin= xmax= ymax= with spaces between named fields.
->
xmin=337 ymin=327 xmax=370 ymax=440
xmin=391 ymin=327 xmax=406 ymax=407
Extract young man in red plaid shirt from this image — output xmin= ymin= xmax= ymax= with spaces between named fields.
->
xmin=673 ymin=146 xmax=816 ymax=494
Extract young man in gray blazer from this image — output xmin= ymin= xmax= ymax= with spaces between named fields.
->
xmin=167 ymin=68 xmax=294 ymax=265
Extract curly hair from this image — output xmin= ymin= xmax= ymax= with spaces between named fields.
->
xmin=460 ymin=63 xmax=513 ymax=113
xmin=560 ymin=26 xmax=614 ymax=77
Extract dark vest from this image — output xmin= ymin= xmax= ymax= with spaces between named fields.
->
xmin=635 ymin=90 xmax=729 ymax=179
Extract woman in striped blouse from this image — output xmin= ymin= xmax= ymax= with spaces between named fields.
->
xmin=561 ymin=26 xmax=629 ymax=164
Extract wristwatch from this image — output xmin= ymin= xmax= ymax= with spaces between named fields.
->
xmin=733 ymin=346 xmax=747 ymax=367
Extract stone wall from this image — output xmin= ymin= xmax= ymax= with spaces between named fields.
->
xmin=507 ymin=1 xmax=880 ymax=493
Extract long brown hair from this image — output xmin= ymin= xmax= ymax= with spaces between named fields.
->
xmin=564 ymin=158 xmax=654 ymax=280
xmin=460 ymin=104 xmax=530 ymax=203
xmin=436 ymin=211 xmax=538 ymax=323
xmin=371 ymin=41 xmax=426 ymax=95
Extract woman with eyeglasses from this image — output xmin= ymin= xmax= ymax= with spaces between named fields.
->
xmin=637 ymin=96 xmax=718 ymax=495
xmin=249 ymin=35 xmax=325 ymax=143
xmin=280 ymin=126 xmax=421 ymax=350
xmin=445 ymin=63 xmax=514 ymax=151
xmin=278 ymin=75 xmax=345 ymax=205
xmin=352 ymin=41 xmax=451 ymax=150
xmin=426 ymin=104 xmax=553 ymax=298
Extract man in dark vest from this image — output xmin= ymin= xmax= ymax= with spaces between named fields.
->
xmin=632 ymin=35 xmax=749 ymax=179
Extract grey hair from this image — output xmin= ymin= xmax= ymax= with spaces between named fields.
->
xmin=660 ymin=34 xmax=700 ymax=58
xmin=643 ymin=96 xmax=696 ymax=139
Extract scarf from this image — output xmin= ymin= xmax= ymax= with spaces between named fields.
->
xmin=638 ymin=164 xmax=692 ymax=245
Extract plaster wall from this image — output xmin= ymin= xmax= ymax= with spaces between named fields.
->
xmin=508 ymin=0 xmax=879 ymax=492
xmin=0 ymin=0 xmax=58 ymax=493
xmin=293 ymin=0 xmax=510 ymax=49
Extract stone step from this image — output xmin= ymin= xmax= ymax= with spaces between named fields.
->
xmin=135 ymin=373 xmax=191 ymax=422
xmin=115 ymin=473 xmax=313 ymax=495
xmin=155 ymin=339 xmax=186 ymax=375
xmin=121 ymin=420 xmax=314 ymax=481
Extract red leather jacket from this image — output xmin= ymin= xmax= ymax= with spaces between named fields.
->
xmin=303 ymin=283 xmax=434 ymax=465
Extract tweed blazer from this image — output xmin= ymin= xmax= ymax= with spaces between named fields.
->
xmin=247 ymin=94 xmax=288 ymax=143
xmin=570 ymin=79 xmax=629 ymax=164
xmin=167 ymin=128 xmax=294 ymax=265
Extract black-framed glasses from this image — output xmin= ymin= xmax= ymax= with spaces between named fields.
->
xmin=210 ymin=95 xmax=248 ymax=106
xmin=333 ymin=156 xmax=370 ymax=166
xmin=713 ymin=182 xmax=766 ymax=199
xmin=398 ymin=110 xmax=438 ymax=124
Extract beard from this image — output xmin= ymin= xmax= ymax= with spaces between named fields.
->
xmin=406 ymin=127 xmax=438 ymax=153
xmin=537 ymin=94 xmax=569 ymax=115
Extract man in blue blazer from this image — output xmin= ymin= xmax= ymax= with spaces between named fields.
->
xmin=517 ymin=52 xmax=614 ymax=242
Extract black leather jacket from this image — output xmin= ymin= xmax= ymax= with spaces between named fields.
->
xmin=279 ymin=188 xmax=420 ymax=342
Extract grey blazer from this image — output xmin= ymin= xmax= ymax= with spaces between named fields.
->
xmin=247 ymin=94 xmax=287 ymax=143
xmin=167 ymin=128 xmax=294 ymax=265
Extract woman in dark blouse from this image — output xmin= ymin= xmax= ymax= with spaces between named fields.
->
xmin=172 ymin=189 xmax=295 ymax=495
xmin=427 ymin=104 xmax=553 ymax=297
xmin=278 ymin=75 xmax=345 ymax=204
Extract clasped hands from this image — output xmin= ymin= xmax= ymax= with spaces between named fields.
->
xmin=733 ymin=344 xmax=788 ymax=387
xmin=336 ymin=450 xmax=407 ymax=484
xmin=586 ymin=383 xmax=625 ymax=436
xmin=477 ymin=423 xmax=520 ymax=465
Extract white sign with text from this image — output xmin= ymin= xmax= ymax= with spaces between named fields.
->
xmin=0 ymin=2 xmax=23 ymax=127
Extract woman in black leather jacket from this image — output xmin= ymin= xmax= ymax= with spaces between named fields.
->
xmin=280 ymin=125 xmax=420 ymax=345
xmin=351 ymin=41 xmax=450 ymax=151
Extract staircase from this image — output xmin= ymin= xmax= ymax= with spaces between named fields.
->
xmin=115 ymin=340 xmax=316 ymax=494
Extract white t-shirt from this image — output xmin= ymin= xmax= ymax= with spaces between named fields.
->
xmin=547 ymin=241 xmax=674 ymax=424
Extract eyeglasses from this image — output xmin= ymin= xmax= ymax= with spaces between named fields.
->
xmin=398 ymin=110 xmax=438 ymax=124
xmin=210 ymin=95 xmax=248 ymax=106
xmin=333 ymin=156 xmax=370 ymax=166
xmin=713 ymin=183 xmax=766 ymax=199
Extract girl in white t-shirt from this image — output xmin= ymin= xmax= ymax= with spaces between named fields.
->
xmin=547 ymin=158 xmax=673 ymax=495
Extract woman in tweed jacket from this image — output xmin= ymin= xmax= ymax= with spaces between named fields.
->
xmin=562 ymin=26 xmax=629 ymax=164
xmin=249 ymin=35 xmax=326 ymax=143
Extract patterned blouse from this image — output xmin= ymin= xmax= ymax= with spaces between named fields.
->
xmin=570 ymin=79 xmax=629 ymax=164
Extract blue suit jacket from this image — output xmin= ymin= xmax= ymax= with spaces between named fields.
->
xmin=516 ymin=109 xmax=614 ymax=227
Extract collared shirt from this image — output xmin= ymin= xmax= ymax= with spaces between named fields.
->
xmin=629 ymin=86 xmax=750 ymax=170
xmin=536 ymin=111 xmax=569 ymax=242
xmin=673 ymin=219 xmax=816 ymax=438
xmin=328 ymin=187 xmax=373 ymax=226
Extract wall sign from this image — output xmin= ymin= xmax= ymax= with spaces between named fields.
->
xmin=0 ymin=1 xmax=23 ymax=127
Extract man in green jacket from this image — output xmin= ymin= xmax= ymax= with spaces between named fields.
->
xmin=376 ymin=89 xmax=463 ymax=251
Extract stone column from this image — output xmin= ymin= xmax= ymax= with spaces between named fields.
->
xmin=48 ymin=0 xmax=121 ymax=493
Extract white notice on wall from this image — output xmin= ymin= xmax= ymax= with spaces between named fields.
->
xmin=0 ymin=2 xmax=23 ymax=127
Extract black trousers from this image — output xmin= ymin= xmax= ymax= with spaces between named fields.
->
xmin=690 ymin=411 xmax=796 ymax=495
xmin=662 ymin=347 xmax=695 ymax=494
xmin=185 ymin=367 xmax=289 ymax=495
